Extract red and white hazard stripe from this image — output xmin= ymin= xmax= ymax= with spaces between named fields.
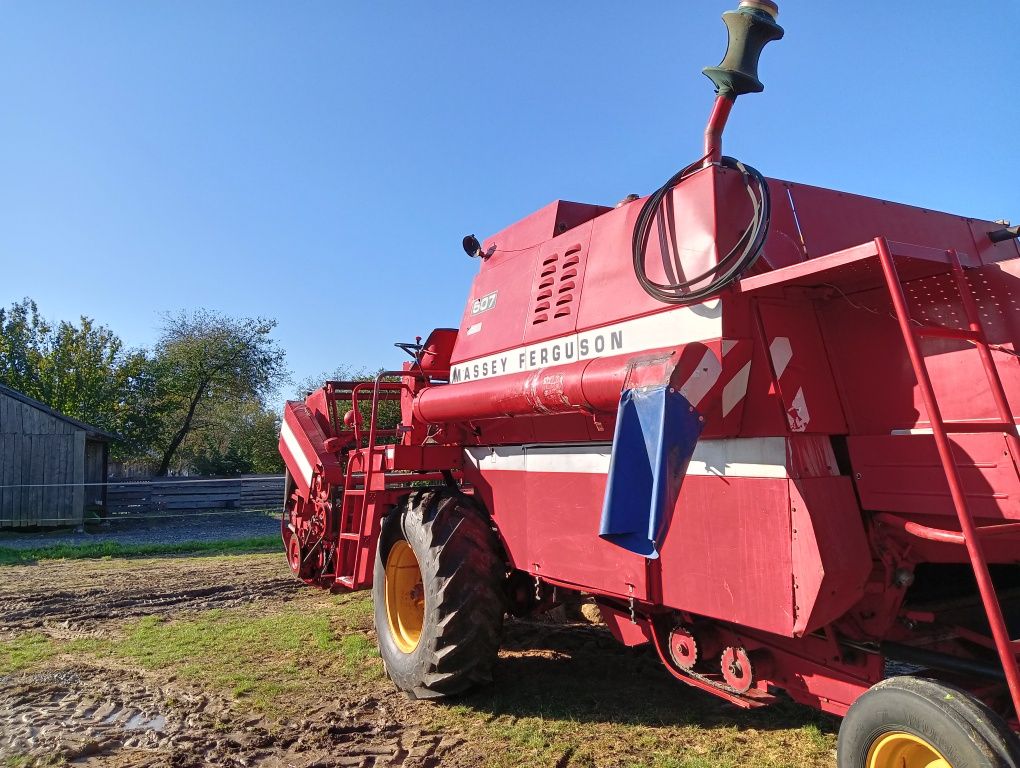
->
xmin=769 ymin=335 xmax=810 ymax=432
xmin=669 ymin=338 xmax=754 ymax=433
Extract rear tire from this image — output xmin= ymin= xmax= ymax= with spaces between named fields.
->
xmin=373 ymin=489 xmax=505 ymax=699
xmin=837 ymin=676 xmax=1020 ymax=768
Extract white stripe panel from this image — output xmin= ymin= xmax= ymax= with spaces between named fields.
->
xmin=721 ymin=360 xmax=752 ymax=418
xmin=465 ymin=437 xmax=788 ymax=479
xmin=280 ymin=419 xmax=315 ymax=488
xmin=450 ymin=300 xmax=722 ymax=384
xmin=678 ymin=347 xmax=722 ymax=407
xmin=769 ymin=336 xmax=793 ymax=378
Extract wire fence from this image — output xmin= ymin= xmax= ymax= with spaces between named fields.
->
xmin=1 ymin=508 xmax=283 ymax=526
xmin=1 ymin=474 xmax=285 ymax=528
xmin=0 ymin=476 xmax=278 ymax=489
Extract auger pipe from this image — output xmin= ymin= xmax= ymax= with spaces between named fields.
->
xmin=704 ymin=95 xmax=735 ymax=164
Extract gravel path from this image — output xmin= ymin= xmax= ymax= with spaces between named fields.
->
xmin=0 ymin=511 xmax=280 ymax=550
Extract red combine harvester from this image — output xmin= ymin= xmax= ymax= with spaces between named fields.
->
xmin=279 ymin=3 xmax=1020 ymax=765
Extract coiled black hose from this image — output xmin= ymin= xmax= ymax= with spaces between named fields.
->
xmin=631 ymin=156 xmax=771 ymax=304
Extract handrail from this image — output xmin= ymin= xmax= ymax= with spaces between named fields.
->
xmin=874 ymin=512 xmax=965 ymax=544
xmin=874 ymin=512 xmax=1020 ymax=545
xmin=364 ymin=371 xmax=426 ymax=495
xmin=349 ymin=380 xmax=403 ymax=445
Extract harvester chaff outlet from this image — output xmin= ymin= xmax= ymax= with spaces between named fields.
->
xmin=278 ymin=3 xmax=1020 ymax=765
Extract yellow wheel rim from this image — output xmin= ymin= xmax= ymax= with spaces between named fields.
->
xmin=384 ymin=540 xmax=425 ymax=653
xmin=867 ymin=731 xmax=952 ymax=768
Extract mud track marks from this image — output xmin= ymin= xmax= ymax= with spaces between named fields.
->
xmin=0 ymin=664 xmax=468 ymax=767
xmin=0 ymin=555 xmax=300 ymax=633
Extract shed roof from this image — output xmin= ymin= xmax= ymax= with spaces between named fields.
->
xmin=0 ymin=384 xmax=117 ymax=441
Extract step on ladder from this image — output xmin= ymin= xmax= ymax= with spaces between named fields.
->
xmin=875 ymin=236 xmax=1020 ymax=717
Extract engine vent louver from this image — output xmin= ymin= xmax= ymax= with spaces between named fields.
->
xmin=533 ymin=245 xmax=582 ymax=325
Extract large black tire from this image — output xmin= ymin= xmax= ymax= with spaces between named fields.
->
xmin=838 ymin=676 xmax=1020 ymax=768
xmin=373 ymin=489 xmax=505 ymax=699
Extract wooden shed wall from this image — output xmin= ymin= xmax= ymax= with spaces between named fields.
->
xmin=84 ymin=439 xmax=108 ymax=514
xmin=0 ymin=391 xmax=84 ymax=528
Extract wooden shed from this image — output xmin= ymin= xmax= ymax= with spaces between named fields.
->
xmin=0 ymin=384 xmax=114 ymax=528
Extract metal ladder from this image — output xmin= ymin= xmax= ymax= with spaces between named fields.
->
xmin=875 ymin=236 xmax=1020 ymax=717
xmin=334 ymin=460 xmax=369 ymax=589
xmin=332 ymin=376 xmax=407 ymax=590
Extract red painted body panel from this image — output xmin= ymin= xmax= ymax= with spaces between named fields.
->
xmin=781 ymin=180 xmax=1001 ymax=266
xmin=818 ymin=271 xmax=1020 ymax=435
xmin=756 ymin=299 xmax=847 ymax=434
xmin=850 ymin=433 xmax=1020 ymax=521
xmin=465 ymin=439 xmax=870 ymax=639
xmin=463 ymin=447 xmax=650 ymax=600
xmin=789 ymin=477 xmax=871 ymax=635
xmin=658 ymin=476 xmax=794 ymax=634
xmin=521 ymin=468 xmax=651 ymax=600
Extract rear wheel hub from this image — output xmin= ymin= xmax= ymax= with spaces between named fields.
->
xmin=384 ymin=540 xmax=425 ymax=654
xmin=867 ymin=732 xmax=951 ymax=768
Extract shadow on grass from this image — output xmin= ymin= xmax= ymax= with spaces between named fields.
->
xmin=460 ymin=619 xmax=839 ymax=738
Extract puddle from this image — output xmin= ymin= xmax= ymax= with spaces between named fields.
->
xmin=125 ymin=712 xmax=166 ymax=731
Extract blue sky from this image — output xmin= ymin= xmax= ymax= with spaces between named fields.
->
xmin=2 ymin=2 xmax=1017 ymax=405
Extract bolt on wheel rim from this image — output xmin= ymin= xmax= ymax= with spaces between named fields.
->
xmin=866 ymin=731 xmax=951 ymax=768
xmin=384 ymin=540 xmax=425 ymax=653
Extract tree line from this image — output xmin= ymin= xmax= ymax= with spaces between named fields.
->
xmin=0 ymin=298 xmax=287 ymax=476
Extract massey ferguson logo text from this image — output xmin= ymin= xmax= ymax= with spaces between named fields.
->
xmin=471 ymin=291 xmax=498 ymax=315
xmin=451 ymin=330 xmax=624 ymax=383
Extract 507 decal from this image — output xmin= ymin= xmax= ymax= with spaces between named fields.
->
xmin=471 ymin=291 xmax=498 ymax=315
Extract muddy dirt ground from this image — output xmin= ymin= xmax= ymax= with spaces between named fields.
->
xmin=0 ymin=554 xmax=837 ymax=768
xmin=0 ymin=555 xmax=478 ymax=767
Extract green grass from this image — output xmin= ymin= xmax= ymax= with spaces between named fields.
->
xmin=3 ymin=756 xmax=63 ymax=768
xmin=0 ymin=633 xmax=58 ymax=675
xmin=0 ymin=632 xmax=106 ymax=677
xmin=0 ymin=535 xmax=280 ymax=566
xmin=101 ymin=601 xmax=382 ymax=713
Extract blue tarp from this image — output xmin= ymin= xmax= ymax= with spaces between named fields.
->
xmin=599 ymin=386 xmax=702 ymax=558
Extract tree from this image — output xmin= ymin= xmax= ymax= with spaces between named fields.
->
xmin=0 ymin=299 xmax=148 ymax=459
xmin=0 ymin=298 xmax=51 ymax=399
xmin=149 ymin=310 xmax=287 ymax=476
xmin=0 ymin=299 xmax=290 ymax=475
xmin=38 ymin=317 xmax=131 ymax=428
xmin=182 ymin=397 xmax=285 ymax=476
